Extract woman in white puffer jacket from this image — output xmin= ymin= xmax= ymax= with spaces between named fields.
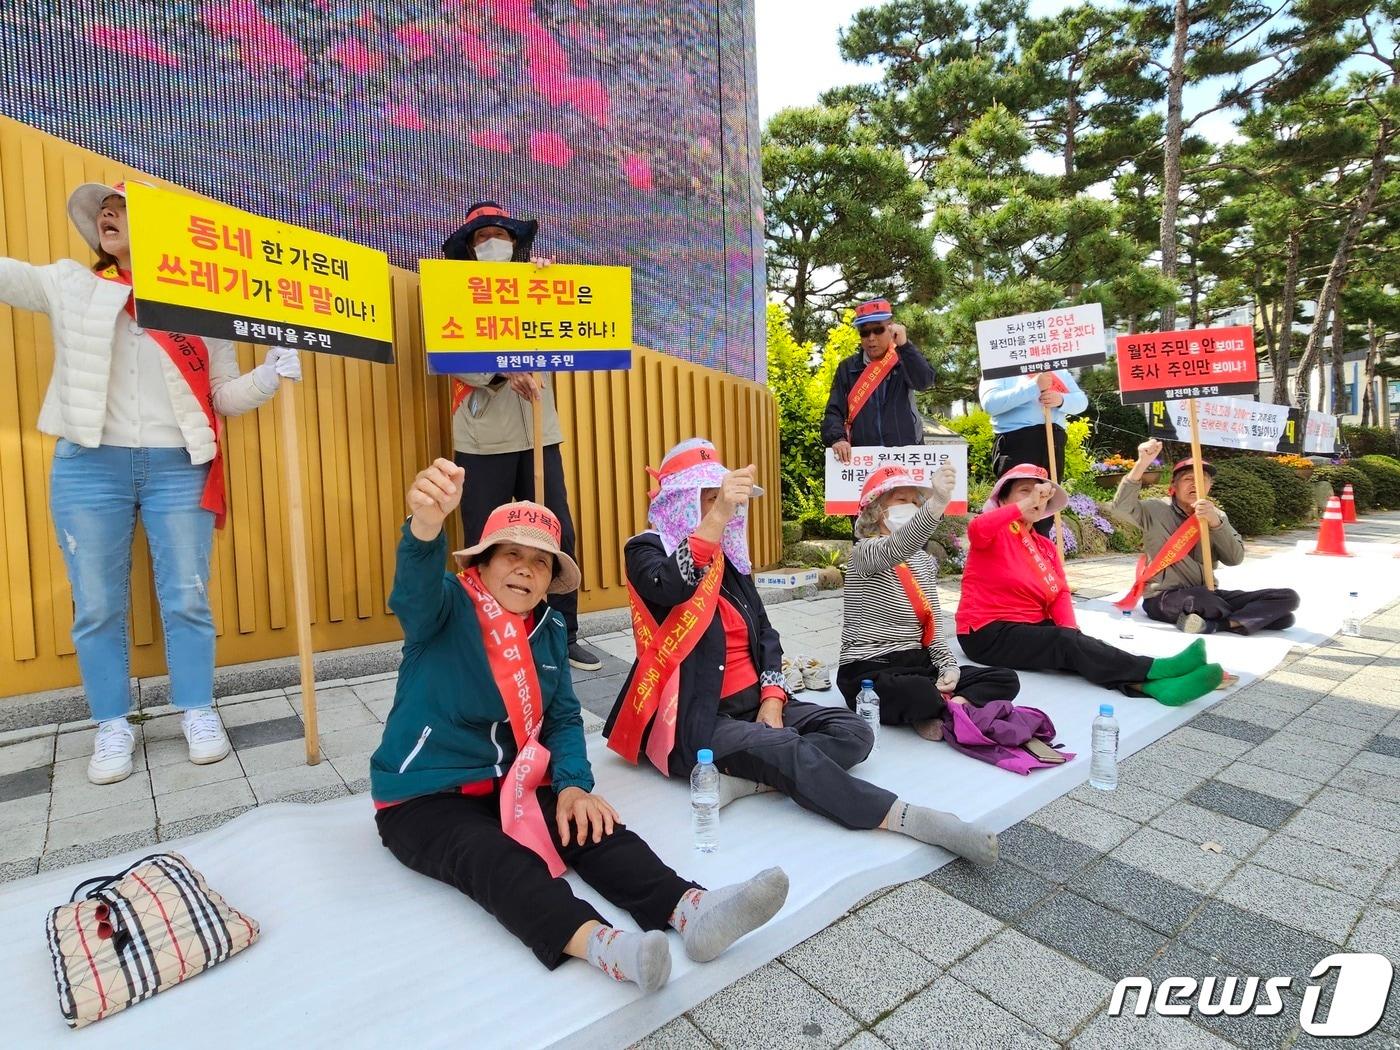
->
xmin=0 ymin=181 xmax=301 ymax=785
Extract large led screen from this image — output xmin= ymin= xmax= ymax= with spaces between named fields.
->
xmin=0 ymin=0 xmax=766 ymax=379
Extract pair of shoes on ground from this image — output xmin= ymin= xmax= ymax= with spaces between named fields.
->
xmin=781 ymin=655 xmax=831 ymax=694
xmin=568 ymin=640 xmax=603 ymax=672
xmin=87 ymin=708 xmax=231 ymax=785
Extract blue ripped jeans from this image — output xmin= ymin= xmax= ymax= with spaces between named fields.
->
xmin=50 ymin=441 xmax=216 ymax=722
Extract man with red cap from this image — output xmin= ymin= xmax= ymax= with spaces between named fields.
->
xmin=1112 ymin=440 xmax=1300 ymax=634
xmin=440 ymin=201 xmax=601 ymax=671
xmin=821 ymin=297 xmax=936 ymax=464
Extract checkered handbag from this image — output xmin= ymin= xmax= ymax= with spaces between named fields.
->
xmin=45 ymin=852 xmax=259 ymax=1028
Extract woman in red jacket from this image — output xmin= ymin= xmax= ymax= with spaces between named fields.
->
xmin=956 ymin=465 xmax=1222 ymax=706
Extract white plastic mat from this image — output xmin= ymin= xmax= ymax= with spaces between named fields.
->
xmin=4 ymin=544 xmax=1395 ymax=1049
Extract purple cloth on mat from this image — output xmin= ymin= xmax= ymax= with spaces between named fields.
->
xmin=942 ymin=700 xmax=1074 ymax=775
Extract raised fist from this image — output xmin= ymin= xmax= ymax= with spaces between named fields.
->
xmin=407 ymin=458 xmax=465 ymax=529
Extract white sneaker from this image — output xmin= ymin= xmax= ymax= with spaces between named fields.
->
xmin=800 ymin=656 xmax=831 ymax=690
xmin=87 ymin=719 xmax=136 ymax=785
xmin=781 ymin=655 xmax=806 ymax=694
xmin=181 ymin=708 xmax=231 ymax=765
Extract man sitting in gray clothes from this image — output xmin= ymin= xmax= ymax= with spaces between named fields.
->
xmin=1112 ymin=439 xmax=1299 ymax=635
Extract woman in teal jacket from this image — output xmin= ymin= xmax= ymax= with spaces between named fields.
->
xmin=371 ymin=459 xmax=787 ymax=993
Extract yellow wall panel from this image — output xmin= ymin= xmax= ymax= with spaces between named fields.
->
xmin=0 ymin=117 xmax=780 ymax=698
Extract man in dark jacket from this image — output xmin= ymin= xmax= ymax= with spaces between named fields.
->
xmin=821 ymin=297 xmax=936 ymax=462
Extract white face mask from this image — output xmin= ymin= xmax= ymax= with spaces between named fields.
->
xmin=473 ymin=238 xmax=514 ymax=262
xmin=884 ymin=503 xmax=918 ymax=531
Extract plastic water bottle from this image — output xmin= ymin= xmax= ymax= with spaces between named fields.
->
xmin=856 ymin=679 xmax=881 ymax=752
xmin=1089 ymin=704 xmax=1119 ymax=791
xmin=1342 ymin=592 xmax=1361 ymax=637
xmin=1118 ymin=609 xmax=1135 ymax=640
xmin=691 ymin=748 xmax=720 ymax=853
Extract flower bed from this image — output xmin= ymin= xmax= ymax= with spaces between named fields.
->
xmin=1091 ymin=455 xmax=1159 ymax=489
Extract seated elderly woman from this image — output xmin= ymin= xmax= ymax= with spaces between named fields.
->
xmin=604 ymin=438 xmax=999 ymax=867
xmin=955 ymin=464 xmax=1223 ymax=706
xmin=370 ymin=459 xmax=789 ymax=994
xmin=837 ymin=465 xmax=1021 ymax=735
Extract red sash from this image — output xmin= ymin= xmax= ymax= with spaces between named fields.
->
xmin=893 ymin=563 xmax=936 ymax=648
xmin=628 ymin=584 xmax=681 ymax=775
xmin=1009 ymin=518 xmax=1063 ymax=604
xmin=845 ymin=350 xmax=898 ymax=435
xmin=98 ymin=267 xmax=227 ymax=528
xmin=1113 ymin=514 xmax=1202 ymax=610
xmin=458 ymin=568 xmax=566 ymax=878
xmin=609 ymin=553 xmax=724 ymax=769
xmin=450 ymin=378 xmax=472 ymax=416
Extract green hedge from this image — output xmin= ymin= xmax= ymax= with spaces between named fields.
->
xmin=1211 ymin=462 xmax=1276 ymax=536
xmin=789 ymin=487 xmax=854 ymax=540
xmin=1355 ymin=455 xmax=1400 ymax=509
xmin=1341 ymin=425 xmax=1400 ymax=457
xmin=945 ymin=410 xmax=998 ymax=484
xmin=782 ymin=542 xmax=835 ymax=568
xmin=1229 ymin=458 xmax=1314 ymax=525
xmin=1075 ymin=400 xmax=1148 ymax=459
xmin=1314 ymin=466 xmax=1376 ymax=512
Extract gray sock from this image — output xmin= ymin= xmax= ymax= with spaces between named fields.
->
xmin=718 ymin=773 xmax=771 ymax=808
xmin=669 ymin=867 xmax=790 ymax=963
xmin=889 ymin=801 xmax=999 ymax=866
xmin=584 ymin=926 xmax=671 ymax=993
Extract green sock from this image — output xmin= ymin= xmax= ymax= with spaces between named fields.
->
xmin=1147 ymin=639 xmax=1208 ymax=680
xmin=1141 ymin=663 xmax=1224 ymax=707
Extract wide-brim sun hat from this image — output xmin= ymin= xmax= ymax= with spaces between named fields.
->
xmin=647 ymin=438 xmax=765 ymax=499
xmin=442 ymin=201 xmax=539 ymax=260
xmin=453 ymin=500 xmax=580 ymax=594
xmin=66 ymin=181 xmax=129 ymax=253
xmin=858 ymin=465 xmax=932 ymax=510
xmin=986 ymin=463 xmax=1069 ymax=515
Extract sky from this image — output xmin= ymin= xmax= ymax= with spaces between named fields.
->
xmin=753 ymin=0 xmax=1240 ymax=147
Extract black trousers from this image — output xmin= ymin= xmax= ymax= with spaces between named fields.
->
xmin=375 ymin=786 xmax=697 ymax=969
xmin=1144 ymin=586 xmax=1299 ymax=635
xmin=959 ymin=620 xmax=1153 ymax=693
xmin=703 ymin=687 xmax=895 ymax=830
xmin=992 ymin=424 xmax=1067 ymax=536
xmin=455 ymin=445 xmax=579 ymax=639
xmin=837 ymin=650 xmax=1021 ymax=723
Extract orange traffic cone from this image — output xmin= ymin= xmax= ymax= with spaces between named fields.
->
xmin=1309 ymin=495 xmax=1352 ymax=557
xmin=1341 ymin=483 xmax=1358 ymax=523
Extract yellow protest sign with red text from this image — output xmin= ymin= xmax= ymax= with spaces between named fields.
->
xmin=126 ymin=182 xmax=394 ymax=362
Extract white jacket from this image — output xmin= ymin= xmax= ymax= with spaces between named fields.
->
xmin=0 ymin=257 xmax=274 ymax=463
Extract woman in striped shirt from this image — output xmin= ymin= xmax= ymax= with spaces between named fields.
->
xmin=838 ymin=465 xmax=1021 ymax=739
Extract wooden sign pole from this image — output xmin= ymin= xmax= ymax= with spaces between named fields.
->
xmin=532 ymin=373 xmax=546 ymax=501
xmin=277 ymin=378 xmax=320 ymax=765
xmin=1187 ymin=397 xmax=1217 ymax=590
xmin=1044 ymin=404 xmax=1066 ymax=561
